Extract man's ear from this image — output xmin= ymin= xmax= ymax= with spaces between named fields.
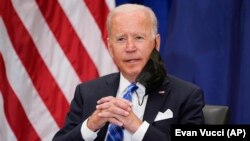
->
xmin=155 ymin=34 xmax=160 ymax=51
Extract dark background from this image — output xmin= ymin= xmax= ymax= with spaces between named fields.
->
xmin=116 ymin=0 xmax=250 ymax=124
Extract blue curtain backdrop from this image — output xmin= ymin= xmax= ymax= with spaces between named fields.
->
xmin=115 ymin=0 xmax=250 ymax=124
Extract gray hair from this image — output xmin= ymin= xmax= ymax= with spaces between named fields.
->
xmin=106 ymin=4 xmax=158 ymax=36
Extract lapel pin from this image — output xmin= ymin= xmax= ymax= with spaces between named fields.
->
xmin=159 ymin=91 xmax=165 ymax=94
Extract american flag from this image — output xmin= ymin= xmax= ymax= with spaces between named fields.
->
xmin=0 ymin=0 xmax=117 ymax=140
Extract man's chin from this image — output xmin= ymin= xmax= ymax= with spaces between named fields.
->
xmin=122 ymin=70 xmax=141 ymax=82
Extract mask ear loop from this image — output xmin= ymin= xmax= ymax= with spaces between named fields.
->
xmin=135 ymin=91 xmax=147 ymax=106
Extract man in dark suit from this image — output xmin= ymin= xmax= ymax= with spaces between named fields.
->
xmin=53 ymin=3 xmax=204 ymax=141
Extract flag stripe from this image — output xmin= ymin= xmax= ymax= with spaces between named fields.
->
xmin=0 ymin=18 xmax=59 ymax=140
xmin=11 ymin=0 xmax=81 ymax=103
xmin=0 ymin=0 xmax=118 ymax=140
xmin=0 ymin=54 xmax=40 ymax=141
xmin=84 ymin=0 xmax=110 ymax=46
xmin=105 ymin=0 xmax=115 ymax=11
xmin=36 ymin=0 xmax=99 ymax=82
xmin=2 ymin=0 xmax=69 ymax=127
xmin=0 ymin=93 xmax=18 ymax=141
xmin=59 ymin=0 xmax=118 ymax=76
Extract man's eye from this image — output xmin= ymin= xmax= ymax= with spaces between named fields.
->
xmin=135 ymin=36 xmax=144 ymax=40
xmin=117 ymin=38 xmax=125 ymax=42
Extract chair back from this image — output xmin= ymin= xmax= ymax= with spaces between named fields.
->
xmin=202 ymin=105 xmax=229 ymax=124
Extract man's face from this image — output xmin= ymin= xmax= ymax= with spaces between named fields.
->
xmin=108 ymin=10 xmax=160 ymax=82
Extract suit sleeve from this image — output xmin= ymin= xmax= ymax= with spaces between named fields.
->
xmin=142 ymin=87 xmax=204 ymax=141
xmin=52 ymin=85 xmax=86 ymax=141
xmin=143 ymin=125 xmax=171 ymax=141
xmin=179 ymin=87 xmax=205 ymax=124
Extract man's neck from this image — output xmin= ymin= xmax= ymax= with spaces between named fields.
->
xmin=121 ymin=73 xmax=137 ymax=83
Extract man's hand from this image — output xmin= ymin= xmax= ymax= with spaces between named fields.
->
xmin=96 ymin=96 xmax=143 ymax=133
xmin=87 ymin=96 xmax=131 ymax=131
xmin=114 ymin=110 xmax=143 ymax=133
xmin=87 ymin=109 xmax=107 ymax=132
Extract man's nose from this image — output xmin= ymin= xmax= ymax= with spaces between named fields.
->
xmin=126 ymin=38 xmax=136 ymax=51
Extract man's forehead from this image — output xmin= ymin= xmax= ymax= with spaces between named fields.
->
xmin=108 ymin=9 xmax=153 ymax=37
xmin=111 ymin=14 xmax=151 ymax=29
xmin=113 ymin=9 xmax=148 ymax=20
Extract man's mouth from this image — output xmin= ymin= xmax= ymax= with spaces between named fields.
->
xmin=125 ymin=59 xmax=140 ymax=63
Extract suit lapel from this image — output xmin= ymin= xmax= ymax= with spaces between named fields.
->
xmin=99 ymin=73 xmax=120 ymax=98
xmin=143 ymin=78 xmax=170 ymax=124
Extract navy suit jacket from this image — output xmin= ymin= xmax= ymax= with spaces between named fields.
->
xmin=53 ymin=73 xmax=204 ymax=141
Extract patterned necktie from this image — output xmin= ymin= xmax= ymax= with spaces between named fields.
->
xmin=106 ymin=83 xmax=138 ymax=141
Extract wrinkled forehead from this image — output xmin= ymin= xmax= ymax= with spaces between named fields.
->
xmin=110 ymin=10 xmax=152 ymax=34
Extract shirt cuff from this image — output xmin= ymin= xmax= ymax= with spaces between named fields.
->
xmin=132 ymin=121 xmax=150 ymax=141
xmin=81 ymin=118 xmax=99 ymax=141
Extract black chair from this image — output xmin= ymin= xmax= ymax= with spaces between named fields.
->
xmin=202 ymin=105 xmax=229 ymax=125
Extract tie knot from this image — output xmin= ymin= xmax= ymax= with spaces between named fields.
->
xmin=127 ymin=83 xmax=138 ymax=93
xmin=123 ymin=83 xmax=138 ymax=101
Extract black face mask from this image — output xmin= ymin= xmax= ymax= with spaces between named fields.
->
xmin=136 ymin=48 xmax=167 ymax=94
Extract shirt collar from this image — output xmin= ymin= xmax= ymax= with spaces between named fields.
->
xmin=117 ymin=73 xmax=146 ymax=97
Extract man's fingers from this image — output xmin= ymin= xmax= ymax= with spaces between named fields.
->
xmin=98 ymin=107 xmax=129 ymax=117
xmin=116 ymin=97 xmax=132 ymax=105
xmin=96 ymin=97 xmax=132 ymax=111
xmin=97 ymin=96 xmax=115 ymax=104
xmin=96 ymin=102 xmax=110 ymax=109
xmin=113 ymin=99 xmax=132 ymax=111
xmin=108 ymin=118 xmax=123 ymax=127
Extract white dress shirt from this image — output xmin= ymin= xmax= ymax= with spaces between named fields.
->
xmin=81 ymin=73 xmax=150 ymax=141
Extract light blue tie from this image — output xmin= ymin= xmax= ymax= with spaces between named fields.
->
xmin=106 ymin=83 xmax=138 ymax=141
